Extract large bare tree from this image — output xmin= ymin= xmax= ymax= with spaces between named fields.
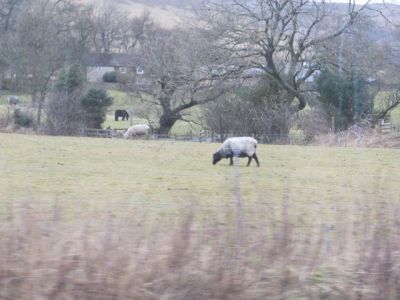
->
xmin=119 ymin=12 xmax=155 ymax=54
xmin=90 ymin=1 xmax=129 ymax=54
xmin=3 ymin=0 xmax=83 ymax=126
xmin=137 ymin=26 xmax=240 ymax=134
xmin=0 ymin=0 xmax=22 ymax=87
xmin=199 ymin=0 xmax=372 ymax=111
xmin=6 ymin=0 xmax=77 ymax=125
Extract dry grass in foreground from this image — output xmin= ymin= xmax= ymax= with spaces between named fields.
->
xmin=1 ymin=200 xmax=400 ymax=300
xmin=315 ymin=128 xmax=400 ymax=148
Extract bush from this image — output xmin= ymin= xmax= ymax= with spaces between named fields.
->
xmin=1 ymin=78 xmax=13 ymax=90
xmin=81 ymin=88 xmax=113 ymax=128
xmin=45 ymin=90 xmax=84 ymax=135
xmin=296 ymin=106 xmax=331 ymax=142
xmin=45 ymin=64 xmax=85 ymax=135
xmin=116 ymin=72 xmax=129 ymax=85
xmin=56 ymin=64 xmax=85 ymax=92
xmin=203 ymin=78 xmax=292 ymax=142
xmin=103 ymin=71 xmax=118 ymax=83
xmin=14 ymin=109 xmax=34 ymax=128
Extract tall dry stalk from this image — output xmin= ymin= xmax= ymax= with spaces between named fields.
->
xmin=0 ymin=199 xmax=400 ymax=299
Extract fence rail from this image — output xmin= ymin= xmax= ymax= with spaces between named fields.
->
xmin=80 ymin=128 xmax=308 ymax=145
xmin=380 ymin=121 xmax=397 ymax=134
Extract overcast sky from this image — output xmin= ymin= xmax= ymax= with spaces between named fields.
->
xmin=329 ymin=0 xmax=400 ymax=3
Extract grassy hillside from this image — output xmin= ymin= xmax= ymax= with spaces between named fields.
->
xmin=1 ymin=133 xmax=400 ymax=298
xmin=77 ymin=0 xmax=189 ymax=28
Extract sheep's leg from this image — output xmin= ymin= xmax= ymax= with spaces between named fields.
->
xmin=253 ymin=154 xmax=260 ymax=167
xmin=229 ymin=156 xmax=233 ymax=166
xmin=247 ymin=156 xmax=252 ymax=166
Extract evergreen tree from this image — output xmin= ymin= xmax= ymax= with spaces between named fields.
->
xmin=316 ymin=69 xmax=373 ymax=131
xmin=81 ymin=89 xmax=113 ymax=129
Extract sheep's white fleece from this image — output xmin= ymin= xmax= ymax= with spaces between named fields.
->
xmin=123 ymin=124 xmax=150 ymax=138
xmin=218 ymin=137 xmax=257 ymax=157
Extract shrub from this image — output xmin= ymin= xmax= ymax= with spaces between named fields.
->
xmin=81 ymin=88 xmax=113 ymax=128
xmin=203 ymin=78 xmax=292 ymax=143
xmin=103 ymin=71 xmax=118 ymax=83
xmin=116 ymin=72 xmax=129 ymax=85
xmin=45 ymin=64 xmax=85 ymax=135
xmin=14 ymin=109 xmax=34 ymax=128
xmin=1 ymin=78 xmax=13 ymax=90
xmin=56 ymin=64 xmax=85 ymax=92
xmin=296 ymin=105 xmax=331 ymax=142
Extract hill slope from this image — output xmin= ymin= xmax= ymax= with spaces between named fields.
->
xmin=77 ymin=0 xmax=193 ymax=27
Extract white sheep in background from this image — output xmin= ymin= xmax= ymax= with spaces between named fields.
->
xmin=212 ymin=137 xmax=260 ymax=167
xmin=123 ymin=124 xmax=150 ymax=139
xmin=7 ymin=95 xmax=20 ymax=106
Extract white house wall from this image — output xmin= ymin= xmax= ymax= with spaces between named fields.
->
xmin=86 ymin=66 xmax=115 ymax=82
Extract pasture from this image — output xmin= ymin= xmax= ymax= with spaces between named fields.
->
xmin=1 ymin=133 xmax=400 ymax=298
xmin=2 ymin=132 xmax=399 ymax=222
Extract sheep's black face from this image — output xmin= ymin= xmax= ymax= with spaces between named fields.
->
xmin=212 ymin=152 xmax=221 ymax=165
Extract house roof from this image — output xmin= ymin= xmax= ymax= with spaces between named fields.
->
xmin=83 ymin=53 xmax=142 ymax=68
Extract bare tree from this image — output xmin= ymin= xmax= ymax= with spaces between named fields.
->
xmin=5 ymin=0 xmax=77 ymax=126
xmin=203 ymin=78 xmax=294 ymax=142
xmin=91 ymin=1 xmax=129 ymax=54
xmin=45 ymin=64 xmax=85 ymax=135
xmin=45 ymin=90 xmax=84 ymax=135
xmin=137 ymin=26 xmax=239 ymax=134
xmin=0 ymin=0 xmax=23 ymax=88
xmin=66 ymin=4 xmax=96 ymax=63
xmin=119 ymin=12 xmax=155 ymax=54
xmin=198 ymin=0 xmax=372 ymax=111
xmin=0 ymin=0 xmax=21 ymax=32
xmin=373 ymin=89 xmax=400 ymax=122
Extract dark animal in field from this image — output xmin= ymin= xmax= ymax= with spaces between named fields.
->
xmin=212 ymin=137 xmax=260 ymax=167
xmin=115 ymin=109 xmax=129 ymax=121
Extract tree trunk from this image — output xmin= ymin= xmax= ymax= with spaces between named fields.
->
xmin=36 ymin=91 xmax=46 ymax=128
xmin=159 ymin=113 xmax=179 ymax=135
xmin=37 ymin=100 xmax=43 ymax=127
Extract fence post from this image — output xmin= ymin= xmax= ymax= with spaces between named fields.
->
xmin=128 ymin=108 xmax=133 ymax=127
xmin=6 ymin=106 xmax=10 ymax=126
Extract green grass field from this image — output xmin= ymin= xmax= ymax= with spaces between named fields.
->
xmin=2 ymin=88 xmax=400 ymax=299
xmin=1 ymin=133 xmax=399 ymax=223
xmin=1 ymin=133 xmax=400 ymax=298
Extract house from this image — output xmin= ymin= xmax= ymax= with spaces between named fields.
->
xmin=83 ymin=53 xmax=145 ymax=83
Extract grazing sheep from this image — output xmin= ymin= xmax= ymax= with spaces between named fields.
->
xmin=123 ymin=124 xmax=150 ymax=138
xmin=7 ymin=95 xmax=20 ymax=106
xmin=115 ymin=109 xmax=129 ymax=121
xmin=212 ymin=137 xmax=260 ymax=167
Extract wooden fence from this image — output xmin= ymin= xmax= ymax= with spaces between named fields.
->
xmin=80 ymin=128 xmax=307 ymax=144
xmin=380 ymin=121 xmax=397 ymax=134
